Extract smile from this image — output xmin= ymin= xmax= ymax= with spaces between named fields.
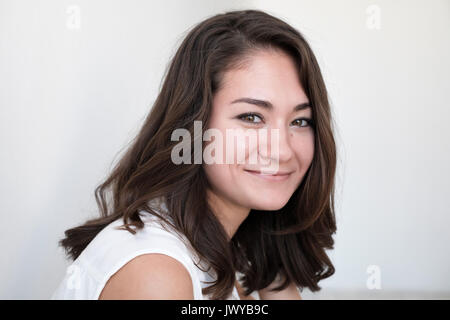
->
xmin=244 ymin=169 xmax=292 ymax=181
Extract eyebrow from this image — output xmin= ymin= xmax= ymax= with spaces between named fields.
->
xmin=230 ymin=97 xmax=311 ymax=112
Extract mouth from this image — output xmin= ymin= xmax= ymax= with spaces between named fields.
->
xmin=243 ymin=169 xmax=293 ymax=181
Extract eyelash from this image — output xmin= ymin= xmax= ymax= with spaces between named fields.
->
xmin=237 ymin=113 xmax=314 ymax=128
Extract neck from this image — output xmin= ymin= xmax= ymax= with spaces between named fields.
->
xmin=206 ymin=188 xmax=250 ymax=241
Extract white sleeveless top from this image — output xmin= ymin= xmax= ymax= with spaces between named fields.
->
xmin=51 ymin=197 xmax=243 ymax=300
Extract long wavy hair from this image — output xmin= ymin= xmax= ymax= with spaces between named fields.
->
xmin=59 ymin=9 xmax=337 ymax=300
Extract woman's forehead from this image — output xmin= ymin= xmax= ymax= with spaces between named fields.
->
xmin=217 ymin=52 xmax=308 ymax=104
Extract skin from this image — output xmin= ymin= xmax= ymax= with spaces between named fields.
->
xmin=99 ymin=254 xmax=194 ymax=300
xmin=100 ymin=49 xmax=313 ymax=300
xmin=203 ymin=49 xmax=315 ymax=299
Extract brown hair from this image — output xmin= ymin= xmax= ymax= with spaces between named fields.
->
xmin=59 ymin=9 xmax=337 ymax=300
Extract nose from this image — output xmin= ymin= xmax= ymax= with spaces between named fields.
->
xmin=258 ymin=125 xmax=293 ymax=166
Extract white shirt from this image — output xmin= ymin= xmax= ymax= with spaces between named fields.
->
xmin=51 ymin=197 xmax=243 ymax=300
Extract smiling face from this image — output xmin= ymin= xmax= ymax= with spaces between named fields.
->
xmin=203 ymin=49 xmax=315 ymax=212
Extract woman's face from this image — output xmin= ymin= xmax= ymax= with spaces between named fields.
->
xmin=203 ymin=49 xmax=314 ymax=211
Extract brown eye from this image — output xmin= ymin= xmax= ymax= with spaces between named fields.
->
xmin=292 ymin=118 xmax=312 ymax=127
xmin=238 ymin=113 xmax=263 ymax=124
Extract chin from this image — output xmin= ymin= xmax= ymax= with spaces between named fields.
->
xmin=250 ymin=197 xmax=290 ymax=211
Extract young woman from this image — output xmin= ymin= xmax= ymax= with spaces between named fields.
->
xmin=51 ymin=9 xmax=337 ymax=300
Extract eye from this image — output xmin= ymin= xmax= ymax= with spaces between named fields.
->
xmin=291 ymin=118 xmax=313 ymax=128
xmin=237 ymin=113 xmax=263 ymax=124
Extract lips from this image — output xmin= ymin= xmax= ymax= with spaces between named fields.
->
xmin=244 ymin=169 xmax=293 ymax=176
xmin=244 ymin=169 xmax=293 ymax=181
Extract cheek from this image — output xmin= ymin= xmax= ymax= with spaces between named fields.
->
xmin=204 ymin=163 xmax=221 ymax=180
xmin=294 ymin=133 xmax=315 ymax=169
xmin=203 ymin=163 xmax=235 ymax=191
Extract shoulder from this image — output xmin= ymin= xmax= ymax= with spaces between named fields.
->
xmin=98 ymin=253 xmax=194 ymax=299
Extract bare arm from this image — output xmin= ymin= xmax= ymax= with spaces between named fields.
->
xmin=98 ymin=253 xmax=194 ymax=299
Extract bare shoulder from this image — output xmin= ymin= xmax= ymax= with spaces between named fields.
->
xmin=99 ymin=253 xmax=194 ymax=300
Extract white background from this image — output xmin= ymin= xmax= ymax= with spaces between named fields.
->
xmin=1 ymin=0 xmax=449 ymax=299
